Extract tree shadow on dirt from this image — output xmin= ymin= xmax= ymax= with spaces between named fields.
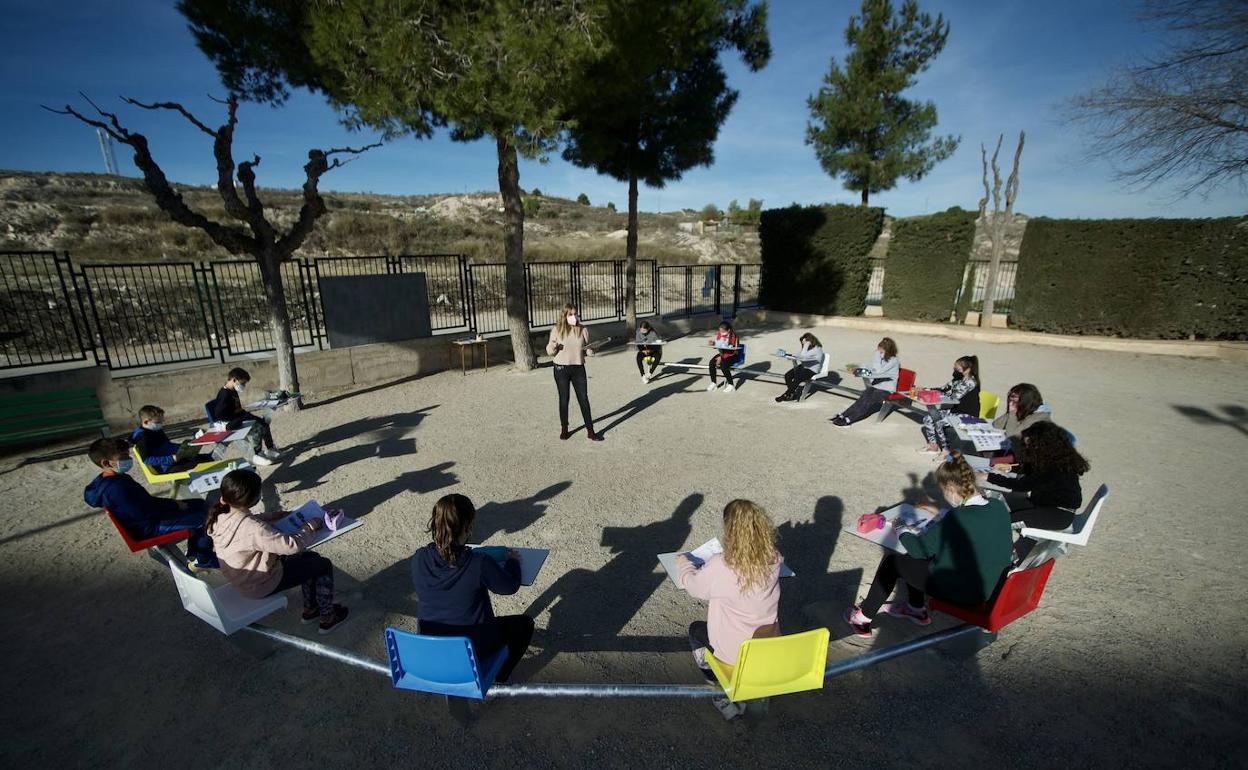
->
xmin=286 ymin=405 xmax=438 ymax=454
xmin=776 ymin=495 xmax=863 ymax=634
xmin=1173 ymin=403 xmax=1248 ymax=438
xmin=518 ymin=493 xmax=703 ymax=672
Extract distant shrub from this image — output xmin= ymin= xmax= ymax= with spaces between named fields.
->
xmin=606 ymin=201 xmax=616 ymax=212
xmin=759 ymin=204 xmax=884 ymax=316
xmin=882 ymin=207 xmax=977 ymax=322
xmin=523 ymin=196 xmax=541 ymax=218
xmin=1013 ymin=217 xmax=1248 ymax=339
xmin=530 ymin=188 xmax=543 ymax=197
xmin=700 ymin=203 xmax=720 ymax=221
xmin=577 ymin=193 xmax=590 ymax=205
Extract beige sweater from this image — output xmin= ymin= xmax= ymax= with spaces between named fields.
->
xmin=546 ymin=325 xmax=590 ymax=365
xmin=207 ymin=507 xmax=316 ymax=598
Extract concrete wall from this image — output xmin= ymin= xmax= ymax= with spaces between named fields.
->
xmin=1 ymin=313 xmax=733 ymax=432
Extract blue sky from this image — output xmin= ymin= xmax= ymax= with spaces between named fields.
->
xmin=1 ymin=0 xmax=1242 ymax=218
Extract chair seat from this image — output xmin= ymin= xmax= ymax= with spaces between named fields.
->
xmin=704 ymin=627 xmax=829 ymax=702
xmin=930 ymin=559 xmax=1056 ymax=633
xmin=169 ymin=562 xmax=286 ymax=635
xmin=104 ymin=509 xmax=191 ymax=552
xmin=385 ymin=628 xmax=509 ymax=700
xmin=131 ymin=447 xmax=233 ymax=484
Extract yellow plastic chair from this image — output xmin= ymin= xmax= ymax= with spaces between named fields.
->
xmin=980 ymin=390 xmax=1001 ymax=419
xmin=704 ymin=627 xmax=830 ymax=703
xmin=131 ymin=446 xmax=235 ymax=497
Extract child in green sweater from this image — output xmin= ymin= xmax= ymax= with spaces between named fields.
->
xmin=845 ymin=452 xmax=1013 ymax=636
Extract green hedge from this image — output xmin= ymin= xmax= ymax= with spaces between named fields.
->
xmin=759 ymin=204 xmax=884 ymax=316
xmin=1013 ymin=217 xmax=1248 ymax=340
xmin=881 ymin=207 xmax=977 ymax=322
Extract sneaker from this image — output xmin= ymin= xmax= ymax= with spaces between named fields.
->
xmin=830 ymin=416 xmax=850 ymax=427
xmin=559 ymin=428 xmax=570 ymax=441
xmin=189 ymin=554 xmax=219 ymax=571
xmin=843 ymin=606 xmax=875 ymax=638
xmin=641 ymin=375 xmax=648 ymax=384
xmin=251 ymin=453 xmax=274 ymax=467
xmin=262 ymin=448 xmax=283 ymax=460
xmin=707 ymin=382 xmax=720 ymax=392
xmin=301 ymin=608 xmax=320 ymax=625
xmin=881 ymin=601 xmax=932 ymax=626
xmin=721 ymin=384 xmax=735 ymax=393
xmin=587 ymin=431 xmax=605 ymax=442
xmin=711 ymin=694 xmax=745 ymax=720
xmin=318 ymin=604 xmax=350 ymax=635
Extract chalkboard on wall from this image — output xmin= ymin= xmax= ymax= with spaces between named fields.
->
xmin=320 ymin=274 xmax=432 ymax=348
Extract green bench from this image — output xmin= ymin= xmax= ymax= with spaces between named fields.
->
xmin=0 ymin=387 xmax=110 ymax=447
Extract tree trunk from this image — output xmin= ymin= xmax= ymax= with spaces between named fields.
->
xmin=861 ymin=187 xmax=869 ymax=206
xmin=980 ymin=214 xmax=1003 ymax=328
xmin=256 ymin=250 xmax=301 ymax=403
xmin=624 ymin=170 xmax=639 ymax=339
xmin=495 ymin=133 xmax=537 ymax=370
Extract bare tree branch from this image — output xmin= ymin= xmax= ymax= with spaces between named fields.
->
xmin=122 ymin=97 xmax=217 ymax=136
xmin=278 ymin=142 xmax=381 ymax=255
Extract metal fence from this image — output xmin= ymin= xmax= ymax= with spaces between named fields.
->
xmin=0 ymin=251 xmax=762 ymax=374
xmin=865 ymin=258 xmax=886 ymax=307
xmin=963 ymin=261 xmax=1019 ymax=314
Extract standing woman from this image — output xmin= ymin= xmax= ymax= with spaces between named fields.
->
xmin=546 ymin=304 xmax=603 ymax=441
xmin=831 ymin=337 xmax=900 ymax=426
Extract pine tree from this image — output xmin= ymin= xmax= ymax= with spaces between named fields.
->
xmin=806 ymin=0 xmax=959 ymax=205
xmin=561 ymin=0 xmax=769 ymax=337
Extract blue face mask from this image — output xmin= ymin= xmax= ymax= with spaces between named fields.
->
xmin=115 ymin=458 xmax=134 ymax=474
xmin=146 ymin=422 xmax=163 ymax=432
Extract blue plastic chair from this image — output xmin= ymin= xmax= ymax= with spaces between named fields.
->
xmin=385 ymin=627 xmax=508 ymax=700
xmin=732 ymin=344 xmax=747 ymax=369
xmin=204 ymin=400 xmax=216 ymax=424
xmin=1063 ymin=428 xmax=1077 ymax=447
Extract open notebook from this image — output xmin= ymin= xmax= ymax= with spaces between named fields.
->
xmin=657 ymin=537 xmax=795 ymax=590
xmin=272 ymin=500 xmax=362 ymax=548
xmin=467 ymin=545 xmax=549 ymax=586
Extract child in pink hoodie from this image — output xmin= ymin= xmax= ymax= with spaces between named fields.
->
xmin=678 ymin=499 xmax=782 ymax=718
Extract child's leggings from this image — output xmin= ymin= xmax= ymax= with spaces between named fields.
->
xmin=921 ymin=409 xmax=953 ymax=449
xmin=270 ymin=552 xmax=335 ymax=618
xmin=709 ymin=354 xmax=734 ymax=386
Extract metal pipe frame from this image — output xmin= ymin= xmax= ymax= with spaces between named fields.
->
xmin=234 ymin=621 xmax=988 ymax=700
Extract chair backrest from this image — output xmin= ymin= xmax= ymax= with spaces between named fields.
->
xmin=707 ymin=627 xmax=829 ymax=702
xmin=897 ymin=368 xmax=916 ymax=392
xmin=204 ymin=400 xmax=216 ymax=423
xmin=1067 ymin=484 xmax=1108 ymax=546
xmin=987 ymin=558 xmax=1056 ymax=630
xmin=980 ymin=390 xmax=1001 ymax=419
xmin=169 ymin=562 xmax=229 ymax=633
xmin=817 ymin=350 xmax=831 ymax=378
xmin=1063 ymin=428 xmax=1077 ymax=447
xmin=384 ymin=628 xmax=508 ymax=700
xmin=104 ymin=508 xmax=190 ymax=552
xmin=732 ymin=344 xmax=747 ymax=368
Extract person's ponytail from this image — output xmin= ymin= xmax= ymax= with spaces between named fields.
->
xmin=205 ymin=498 xmax=229 ymax=533
xmin=936 ymin=451 xmax=979 ymax=501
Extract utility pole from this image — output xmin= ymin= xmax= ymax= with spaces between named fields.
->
xmin=96 ymin=128 xmax=119 ymax=175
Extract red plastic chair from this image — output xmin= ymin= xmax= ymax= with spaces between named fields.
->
xmin=930 ymin=559 xmax=1056 ymax=633
xmin=104 ymin=509 xmax=192 ymax=552
xmin=876 ymin=368 xmax=918 ymax=422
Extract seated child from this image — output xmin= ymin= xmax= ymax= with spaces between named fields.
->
xmin=210 ymin=367 xmax=281 ymax=466
xmin=206 ymin=469 xmax=350 ymax=633
xmin=83 ymin=437 xmax=217 ymax=569
xmin=919 ymin=355 xmax=981 ymax=452
xmin=831 ymin=337 xmax=900 ymax=426
xmin=130 ymin=405 xmax=213 ymax=474
xmin=845 ymin=452 xmax=1013 ymax=637
xmin=706 ymin=322 xmax=740 ymax=394
xmin=635 ymin=320 xmax=663 ymax=383
xmin=410 ymin=493 xmax=534 ymax=683
xmin=984 ymin=421 xmax=1088 ymax=532
xmin=678 ymin=499 xmax=782 ymax=719
xmin=775 ymin=332 xmax=826 ymax=402
xmin=991 ymin=383 xmax=1052 ymax=462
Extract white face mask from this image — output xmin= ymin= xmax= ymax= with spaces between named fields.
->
xmin=147 ymin=422 xmax=163 ymax=432
xmin=567 ymin=315 xmax=579 ymax=326
xmin=235 ymin=382 xmax=246 ymax=394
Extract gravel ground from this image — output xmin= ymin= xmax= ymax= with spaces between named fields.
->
xmin=2 ymin=323 xmax=1246 ymax=769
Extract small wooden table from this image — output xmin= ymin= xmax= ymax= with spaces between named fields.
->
xmin=449 ymin=338 xmax=489 ymax=374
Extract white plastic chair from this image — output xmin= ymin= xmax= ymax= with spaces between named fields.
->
xmin=1019 ymin=484 xmax=1109 ymax=547
xmin=169 ymin=562 xmax=287 ymax=635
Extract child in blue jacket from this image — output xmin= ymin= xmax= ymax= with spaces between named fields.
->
xmin=83 ymin=437 xmax=217 ymax=569
xmin=131 ymin=404 xmax=213 ymax=474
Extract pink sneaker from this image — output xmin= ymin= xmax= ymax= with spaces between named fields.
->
xmin=881 ymin=601 xmax=932 ymax=626
xmin=843 ymin=606 xmax=875 ymax=638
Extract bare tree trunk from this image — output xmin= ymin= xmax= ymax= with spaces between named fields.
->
xmin=495 ymin=133 xmax=537 ymax=370
xmin=981 ymin=214 xmax=1004 ymax=327
xmin=624 ymin=170 xmax=639 ymax=339
xmin=979 ymin=132 xmax=1024 ymax=328
xmin=861 ymin=187 xmax=869 ymax=206
xmin=256 ymin=251 xmax=301 ymax=398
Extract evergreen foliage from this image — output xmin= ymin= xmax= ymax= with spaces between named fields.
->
xmin=759 ymin=204 xmax=884 ymax=316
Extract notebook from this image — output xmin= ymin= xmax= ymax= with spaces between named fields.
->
xmin=467 ymin=545 xmax=549 ymax=586
xmin=272 ymin=500 xmax=362 ymax=548
xmin=657 ymin=537 xmax=795 ymax=589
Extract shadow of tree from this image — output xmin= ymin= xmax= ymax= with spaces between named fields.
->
xmin=595 ymin=374 xmax=700 ymax=435
xmin=330 ymin=461 xmax=459 ymax=518
xmin=777 ymin=496 xmax=863 ymax=634
xmin=1173 ymin=403 xmax=1248 ymax=438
